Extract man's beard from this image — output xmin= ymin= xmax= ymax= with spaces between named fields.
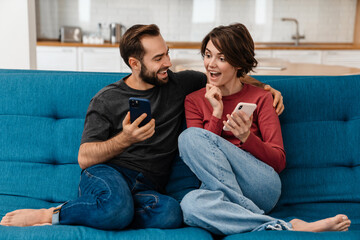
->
xmin=139 ymin=62 xmax=169 ymax=87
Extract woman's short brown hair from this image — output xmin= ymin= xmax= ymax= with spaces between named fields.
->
xmin=200 ymin=23 xmax=258 ymax=77
xmin=120 ymin=24 xmax=160 ymax=68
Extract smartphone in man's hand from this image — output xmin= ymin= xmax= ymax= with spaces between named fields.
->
xmin=129 ymin=97 xmax=152 ymax=127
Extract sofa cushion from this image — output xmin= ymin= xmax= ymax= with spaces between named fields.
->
xmin=254 ymin=75 xmax=360 ymax=229
xmin=0 ymin=225 xmax=213 ymax=240
xmin=223 ymin=230 xmax=360 ymax=240
xmin=0 ymin=72 xmax=124 ymax=212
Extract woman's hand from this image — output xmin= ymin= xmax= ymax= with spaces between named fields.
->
xmin=223 ymin=111 xmax=253 ymax=143
xmin=205 ymin=83 xmax=223 ymax=119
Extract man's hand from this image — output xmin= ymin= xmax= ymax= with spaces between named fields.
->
xmin=122 ymin=112 xmax=155 ymax=145
xmin=264 ymin=85 xmax=284 ymax=115
xmin=240 ymin=75 xmax=284 ymax=115
xmin=78 ymin=112 xmax=155 ymax=170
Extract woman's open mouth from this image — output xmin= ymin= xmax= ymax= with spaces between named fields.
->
xmin=209 ymin=71 xmax=221 ymax=80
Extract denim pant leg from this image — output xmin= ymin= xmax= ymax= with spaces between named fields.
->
xmin=52 ymin=164 xmax=134 ymax=230
xmin=178 ymin=128 xmax=291 ymax=234
xmin=131 ymin=190 xmax=183 ymax=229
xmin=128 ymin=173 xmax=183 ymax=229
xmin=197 ymin=129 xmax=282 ymax=213
xmin=181 ymin=189 xmax=291 ymax=235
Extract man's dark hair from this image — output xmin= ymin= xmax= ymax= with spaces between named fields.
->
xmin=120 ymin=24 xmax=160 ymax=68
xmin=200 ymin=23 xmax=258 ymax=77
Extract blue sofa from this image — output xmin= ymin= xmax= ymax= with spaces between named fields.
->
xmin=0 ymin=69 xmax=359 ymax=240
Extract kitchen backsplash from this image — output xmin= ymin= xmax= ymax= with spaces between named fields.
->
xmin=35 ymin=0 xmax=357 ymax=43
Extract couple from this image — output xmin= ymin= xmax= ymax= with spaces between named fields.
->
xmin=0 ymin=23 xmax=350 ymax=234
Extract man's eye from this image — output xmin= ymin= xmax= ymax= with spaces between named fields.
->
xmin=220 ymin=57 xmax=225 ymax=61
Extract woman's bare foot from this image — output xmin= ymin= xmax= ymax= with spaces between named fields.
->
xmin=290 ymin=214 xmax=351 ymax=232
xmin=0 ymin=208 xmax=55 ymax=227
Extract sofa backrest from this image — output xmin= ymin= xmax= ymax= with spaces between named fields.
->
xmin=254 ymin=75 xmax=360 ymax=221
xmin=0 ymin=71 xmax=128 ymax=213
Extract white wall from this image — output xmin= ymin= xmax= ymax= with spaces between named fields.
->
xmin=0 ymin=0 xmax=37 ymax=69
xmin=35 ymin=0 xmax=357 ymax=43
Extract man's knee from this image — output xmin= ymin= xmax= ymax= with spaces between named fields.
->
xmin=78 ymin=165 xmax=135 ymax=230
xmin=92 ymin=194 xmax=134 ymax=230
xmin=160 ymin=196 xmax=183 ymax=229
xmin=134 ymin=193 xmax=182 ymax=229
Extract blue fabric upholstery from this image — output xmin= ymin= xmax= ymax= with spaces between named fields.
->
xmin=1 ymin=225 xmax=211 ymax=240
xmin=0 ymin=70 xmax=359 ymax=240
xmin=0 ymin=70 xmax=210 ymax=240
xmin=225 ymin=75 xmax=360 ymax=239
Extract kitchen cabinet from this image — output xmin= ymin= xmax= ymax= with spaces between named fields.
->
xmin=78 ymin=47 xmax=130 ymax=72
xmin=169 ymin=49 xmax=202 ymax=61
xmin=37 ymin=46 xmax=78 ymax=71
xmin=255 ymin=50 xmax=273 ymax=59
xmin=272 ymin=50 xmax=322 ymax=64
xmin=322 ymin=50 xmax=360 ymax=68
xmin=37 ymin=46 xmax=131 ymax=72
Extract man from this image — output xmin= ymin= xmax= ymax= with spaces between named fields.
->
xmin=0 ymin=24 xmax=283 ymax=229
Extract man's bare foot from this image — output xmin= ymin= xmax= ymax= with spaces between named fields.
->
xmin=290 ymin=214 xmax=351 ymax=232
xmin=0 ymin=208 xmax=55 ymax=227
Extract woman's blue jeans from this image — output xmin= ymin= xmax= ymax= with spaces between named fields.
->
xmin=52 ymin=164 xmax=182 ymax=230
xmin=178 ymin=127 xmax=292 ymax=235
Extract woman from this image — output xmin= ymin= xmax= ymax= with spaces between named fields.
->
xmin=178 ymin=23 xmax=351 ymax=235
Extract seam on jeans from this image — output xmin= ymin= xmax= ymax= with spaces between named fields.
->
xmin=131 ymin=179 xmax=140 ymax=193
xmin=204 ymin=131 xmax=226 ymax=184
xmin=131 ymin=173 xmax=151 ymax=193
xmin=135 ymin=193 xmax=159 ymax=210
xmin=61 ymin=169 xmax=113 ymax=211
xmin=203 ymin=129 xmax=254 ymax=211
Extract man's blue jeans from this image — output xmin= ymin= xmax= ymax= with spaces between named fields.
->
xmin=178 ymin=128 xmax=292 ymax=235
xmin=52 ymin=164 xmax=182 ymax=230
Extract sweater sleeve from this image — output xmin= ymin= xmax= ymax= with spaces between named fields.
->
xmin=184 ymin=94 xmax=204 ymax=128
xmin=241 ymin=92 xmax=286 ymax=173
xmin=184 ymin=94 xmax=223 ymax=135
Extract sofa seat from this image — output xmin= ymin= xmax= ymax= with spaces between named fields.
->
xmin=1 ymin=226 xmax=212 ymax=240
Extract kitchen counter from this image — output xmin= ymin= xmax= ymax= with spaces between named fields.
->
xmin=37 ymin=40 xmax=360 ymax=50
xmin=171 ymin=58 xmax=360 ymax=76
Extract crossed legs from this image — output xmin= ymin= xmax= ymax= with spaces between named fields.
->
xmin=1 ymin=164 xmax=182 ymax=230
xmin=178 ymin=127 xmax=351 ymax=234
